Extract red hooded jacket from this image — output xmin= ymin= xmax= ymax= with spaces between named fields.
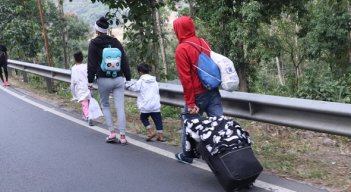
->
xmin=173 ymin=16 xmax=211 ymax=108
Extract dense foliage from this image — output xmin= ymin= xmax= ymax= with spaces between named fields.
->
xmin=0 ymin=0 xmax=89 ymax=68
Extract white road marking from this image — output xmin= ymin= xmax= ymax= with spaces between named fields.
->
xmin=1 ymin=86 xmax=296 ymax=192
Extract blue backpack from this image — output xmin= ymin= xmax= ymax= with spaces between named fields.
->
xmin=101 ymin=45 xmax=122 ymax=78
xmin=184 ymin=39 xmax=221 ymax=90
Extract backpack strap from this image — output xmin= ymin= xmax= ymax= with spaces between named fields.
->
xmin=199 ymin=38 xmax=211 ymax=52
xmin=192 ymin=62 xmax=221 ymax=82
xmin=183 ymin=39 xmax=221 ymax=83
xmin=184 ymin=38 xmax=212 ymax=53
xmin=184 ymin=41 xmax=201 ymax=53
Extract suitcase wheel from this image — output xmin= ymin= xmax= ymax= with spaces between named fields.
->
xmin=245 ymin=183 xmax=254 ymax=189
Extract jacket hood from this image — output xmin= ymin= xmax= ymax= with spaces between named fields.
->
xmin=140 ymin=74 xmax=156 ymax=83
xmin=173 ymin=16 xmax=196 ymax=43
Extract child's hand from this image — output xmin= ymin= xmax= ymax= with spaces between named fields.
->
xmin=125 ymin=81 xmax=132 ymax=90
xmin=88 ymin=83 xmax=94 ymax=90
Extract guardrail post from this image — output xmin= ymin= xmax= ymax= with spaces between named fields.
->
xmin=45 ymin=77 xmax=54 ymax=93
xmin=22 ymin=71 xmax=28 ymax=83
xmin=8 ymin=68 xmax=12 ymax=77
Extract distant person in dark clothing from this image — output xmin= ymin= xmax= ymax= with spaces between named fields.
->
xmin=0 ymin=44 xmax=10 ymax=86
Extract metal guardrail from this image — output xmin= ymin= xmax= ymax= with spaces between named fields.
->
xmin=7 ymin=59 xmax=351 ymax=137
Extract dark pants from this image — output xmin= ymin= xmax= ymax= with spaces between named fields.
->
xmin=0 ymin=63 xmax=8 ymax=82
xmin=140 ymin=112 xmax=163 ymax=131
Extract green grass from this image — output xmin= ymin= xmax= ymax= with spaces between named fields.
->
xmin=124 ymin=97 xmax=182 ymax=146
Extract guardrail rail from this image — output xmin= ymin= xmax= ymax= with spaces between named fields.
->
xmin=8 ymin=59 xmax=351 ymax=137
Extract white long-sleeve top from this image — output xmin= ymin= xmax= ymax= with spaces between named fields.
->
xmin=126 ymin=74 xmax=161 ymax=113
xmin=70 ymin=63 xmax=90 ymax=102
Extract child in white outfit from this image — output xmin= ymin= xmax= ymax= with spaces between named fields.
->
xmin=70 ymin=51 xmax=92 ymax=125
xmin=126 ymin=63 xmax=165 ymax=142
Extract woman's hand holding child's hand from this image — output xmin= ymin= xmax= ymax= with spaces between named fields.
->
xmin=125 ymin=81 xmax=132 ymax=90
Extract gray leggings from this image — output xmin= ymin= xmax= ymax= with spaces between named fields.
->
xmin=97 ymin=77 xmax=126 ymax=134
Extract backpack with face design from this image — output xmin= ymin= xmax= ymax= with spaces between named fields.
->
xmin=100 ymin=45 xmax=121 ymax=78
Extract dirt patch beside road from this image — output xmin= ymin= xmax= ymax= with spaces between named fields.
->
xmin=246 ymin=121 xmax=351 ymax=192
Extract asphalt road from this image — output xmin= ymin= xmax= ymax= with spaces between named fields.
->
xmin=0 ymin=86 xmax=329 ymax=192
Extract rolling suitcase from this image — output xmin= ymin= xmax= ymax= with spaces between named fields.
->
xmin=183 ymin=114 xmax=263 ymax=191
xmin=200 ymin=144 xmax=263 ymax=192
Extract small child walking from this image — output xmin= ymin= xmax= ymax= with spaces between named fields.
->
xmin=126 ymin=63 xmax=165 ymax=142
xmin=70 ymin=51 xmax=92 ymax=126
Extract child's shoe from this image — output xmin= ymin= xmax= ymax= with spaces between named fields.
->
xmin=146 ymin=128 xmax=156 ymax=142
xmin=106 ymin=133 xmax=117 ymax=143
xmin=120 ymin=134 xmax=127 ymax=145
xmin=146 ymin=133 xmax=157 ymax=142
xmin=88 ymin=119 xmax=94 ymax=126
xmin=156 ymin=133 xmax=166 ymax=142
xmin=4 ymin=81 xmax=10 ymax=86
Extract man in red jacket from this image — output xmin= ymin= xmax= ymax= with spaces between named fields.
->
xmin=173 ymin=16 xmax=223 ymax=164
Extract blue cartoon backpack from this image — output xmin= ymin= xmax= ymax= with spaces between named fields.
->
xmin=184 ymin=39 xmax=221 ymax=90
xmin=101 ymin=45 xmax=121 ymax=78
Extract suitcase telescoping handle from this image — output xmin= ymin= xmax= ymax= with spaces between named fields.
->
xmin=179 ymin=112 xmax=202 ymax=120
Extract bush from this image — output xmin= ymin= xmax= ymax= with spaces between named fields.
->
xmin=298 ymin=73 xmax=351 ymax=103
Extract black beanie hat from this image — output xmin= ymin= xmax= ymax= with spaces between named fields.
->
xmin=95 ymin=17 xmax=109 ymax=33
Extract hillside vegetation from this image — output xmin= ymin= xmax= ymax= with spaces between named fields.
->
xmin=63 ymin=0 xmax=109 ymax=25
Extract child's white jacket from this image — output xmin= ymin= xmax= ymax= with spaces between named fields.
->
xmin=70 ymin=64 xmax=90 ymax=102
xmin=127 ymin=74 xmax=161 ymax=113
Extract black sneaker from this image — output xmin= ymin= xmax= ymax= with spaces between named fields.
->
xmin=88 ymin=119 xmax=94 ymax=126
xmin=175 ymin=153 xmax=193 ymax=164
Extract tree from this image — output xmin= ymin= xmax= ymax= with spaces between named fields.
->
xmin=267 ymin=16 xmax=308 ymax=90
xmin=38 ymin=0 xmax=53 ymax=67
xmin=301 ymin=0 xmax=350 ymax=77
xmin=0 ymin=0 xmax=42 ymax=61
xmin=58 ymin=0 xmax=69 ymax=68
xmin=190 ymin=0 xmax=308 ymax=91
xmin=0 ymin=0 xmax=89 ymax=68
